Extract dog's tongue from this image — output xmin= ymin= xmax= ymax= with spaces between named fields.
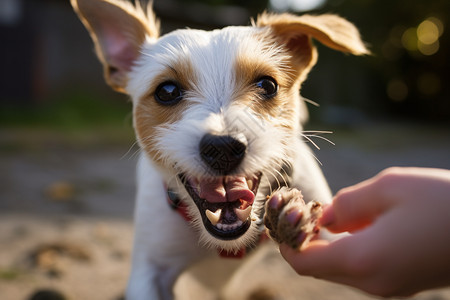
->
xmin=198 ymin=177 xmax=254 ymax=204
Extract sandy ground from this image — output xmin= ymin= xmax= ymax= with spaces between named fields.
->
xmin=1 ymin=121 xmax=450 ymax=300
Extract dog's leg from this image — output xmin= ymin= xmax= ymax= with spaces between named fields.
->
xmin=126 ymin=154 xmax=209 ymax=300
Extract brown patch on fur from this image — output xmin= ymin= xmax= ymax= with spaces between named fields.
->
xmin=134 ymin=58 xmax=197 ymax=166
xmin=232 ymin=36 xmax=302 ymax=131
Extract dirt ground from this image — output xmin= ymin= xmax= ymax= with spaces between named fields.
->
xmin=1 ymin=121 xmax=450 ymax=300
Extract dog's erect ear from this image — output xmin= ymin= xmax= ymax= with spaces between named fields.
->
xmin=71 ymin=0 xmax=159 ymax=93
xmin=257 ymin=13 xmax=369 ymax=75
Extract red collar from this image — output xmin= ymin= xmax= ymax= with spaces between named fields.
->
xmin=166 ymin=188 xmax=266 ymax=258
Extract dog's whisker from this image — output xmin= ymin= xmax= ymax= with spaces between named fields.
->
xmin=127 ymin=142 xmax=146 ymax=160
xmin=266 ymin=169 xmax=282 ymax=191
xmin=281 ymin=157 xmax=294 ymax=173
xmin=283 ymin=160 xmax=294 ymax=185
xmin=301 ymin=97 xmax=320 ymax=107
xmin=120 ymin=140 xmax=140 ymax=160
xmin=310 ymin=151 xmax=324 ymax=166
xmin=130 ymin=147 xmax=142 ymax=160
xmin=261 ymin=172 xmax=274 ymax=195
xmin=302 ymin=130 xmax=333 ymax=134
xmin=306 ymin=134 xmax=336 ymax=146
xmin=301 ymin=134 xmax=321 ymax=150
xmin=139 ymin=135 xmax=168 ymax=162
xmin=274 ymin=168 xmax=289 ymax=188
xmin=301 ymin=130 xmax=335 ymax=149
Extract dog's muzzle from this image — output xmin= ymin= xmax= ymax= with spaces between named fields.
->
xmin=180 ymin=173 xmax=262 ymax=240
xmin=180 ymin=133 xmax=262 ymax=240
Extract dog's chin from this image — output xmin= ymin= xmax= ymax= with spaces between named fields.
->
xmin=179 ymin=172 xmax=262 ymax=242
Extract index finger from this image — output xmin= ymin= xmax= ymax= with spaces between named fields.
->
xmin=322 ymin=174 xmax=395 ymax=233
xmin=279 ymin=234 xmax=360 ymax=278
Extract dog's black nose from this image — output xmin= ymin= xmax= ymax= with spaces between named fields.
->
xmin=199 ymin=133 xmax=247 ymax=175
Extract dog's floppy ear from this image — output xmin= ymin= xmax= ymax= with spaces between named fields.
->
xmin=256 ymin=13 xmax=368 ymax=124
xmin=257 ymin=13 xmax=369 ymax=75
xmin=71 ymin=0 xmax=159 ymax=93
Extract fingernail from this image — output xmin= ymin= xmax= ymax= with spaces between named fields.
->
xmin=319 ymin=205 xmax=335 ymax=227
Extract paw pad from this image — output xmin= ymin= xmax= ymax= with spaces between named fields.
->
xmin=264 ymin=187 xmax=323 ymax=250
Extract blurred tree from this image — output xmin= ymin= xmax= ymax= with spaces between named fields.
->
xmin=2 ymin=0 xmax=448 ymax=124
xmin=153 ymin=0 xmax=269 ymax=32
xmin=0 ymin=0 xmax=36 ymax=104
xmin=310 ymin=0 xmax=450 ymax=121
xmin=181 ymin=0 xmax=267 ymax=11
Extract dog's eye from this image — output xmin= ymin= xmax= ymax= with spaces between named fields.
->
xmin=256 ymin=76 xmax=278 ymax=99
xmin=154 ymin=81 xmax=183 ymax=105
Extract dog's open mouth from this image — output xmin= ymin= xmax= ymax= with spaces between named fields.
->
xmin=180 ymin=173 xmax=262 ymax=240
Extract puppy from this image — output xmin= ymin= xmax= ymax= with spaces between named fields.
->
xmin=71 ymin=0 xmax=368 ymax=299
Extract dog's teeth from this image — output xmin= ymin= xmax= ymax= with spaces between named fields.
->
xmin=206 ymin=209 xmax=221 ymax=226
xmin=246 ymin=179 xmax=253 ymax=190
xmin=235 ymin=206 xmax=252 ymax=222
xmin=216 ymin=220 xmax=243 ymax=232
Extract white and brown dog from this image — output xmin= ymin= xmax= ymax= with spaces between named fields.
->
xmin=71 ymin=0 xmax=368 ymax=299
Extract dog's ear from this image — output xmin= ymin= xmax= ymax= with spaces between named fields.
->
xmin=256 ymin=13 xmax=368 ymax=124
xmin=71 ymin=0 xmax=159 ymax=93
xmin=256 ymin=13 xmax=369 ymax=76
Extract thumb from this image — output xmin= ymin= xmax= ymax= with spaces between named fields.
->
xmin=321 ymin=175 xmax=395 ymax=233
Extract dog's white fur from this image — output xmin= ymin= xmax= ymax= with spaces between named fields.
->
xmin=71 ymin=1 xmax=368 ymax=298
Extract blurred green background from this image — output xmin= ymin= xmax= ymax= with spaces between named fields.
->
xmin=1 ymin=0 xmax=449 ymax=134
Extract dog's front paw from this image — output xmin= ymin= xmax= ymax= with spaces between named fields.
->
xmin=264 ymin=187 xmax=323 ymax=250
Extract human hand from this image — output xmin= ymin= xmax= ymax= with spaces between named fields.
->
xmin=280 ymin=167 xmax=450 ymax=297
